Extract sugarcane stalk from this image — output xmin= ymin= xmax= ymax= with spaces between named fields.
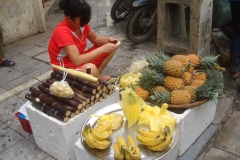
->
xmin=37 ymin=84 xmax=83 ymax=109
xmin=25 ymin=94 xmax=69 ymax=122
xmin=98 ymin=80 xmax=111 ymax=89
xmin=72 ymin=96 xmax=87 ymax=107
xmin=72 ymin=87 xmax=95 ymax=102
xmin=51 ymin=64 xmax=98 ymax=83
xmin=74 ymin=91 xmax=90 ymax=104
xmin=30 ymin=87 xmax=71 ymax=116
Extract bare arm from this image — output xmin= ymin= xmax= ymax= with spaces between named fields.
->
xmin=87 ymin=29 xmax=116 ymax=46
xmin=64 ymin=40 xmax=119 ymax=67
xmin=64 ymin=45 xmax=104 ymax=66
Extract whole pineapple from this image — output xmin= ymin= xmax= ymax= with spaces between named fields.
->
xmin=171 ymin=55 xmax=190 ymax=68
xmin=193 ymin=72 xmax=207 ymax=81
xmin=184 ymin=85 xmax=198 ymax=101
xmin=187 ymin=54 xmax=200 ymax=68
xmin=170 ymin=90 xmax=191 ymax=105
xmin=163 ymin=60 xmax=185 ymax=77
xmin=181 ymin=72 xmax=192 ymax=85
xmin=164 ymin=76 xmax=184 ymax=91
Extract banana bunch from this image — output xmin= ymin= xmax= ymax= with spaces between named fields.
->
xmin=114 ymin=135 xmax=141 ymax=160
xmin=82 ymin=124 xmax=112 ymax=150
xmin=136 ymin=126 xmax=172 ymax=152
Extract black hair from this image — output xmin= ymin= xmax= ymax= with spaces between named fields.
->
xmin=59 ymin=0 xmax=92 ymax=27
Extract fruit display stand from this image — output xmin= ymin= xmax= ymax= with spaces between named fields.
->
xmin=25 ymin=88 xmax=119 ymax=160
xmin=170 ymin=99 xmax=217 ymax=156
xmin=74 ymin=103 xmax=180 ymax=160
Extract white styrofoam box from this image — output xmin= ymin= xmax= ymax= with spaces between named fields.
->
xmin=26 ymin=88 xmax=119 ymax=160
xmin=171 ymin=100 xmax=217 ymax=156
xmin=75 ymin=138 xmax=179 ymax=160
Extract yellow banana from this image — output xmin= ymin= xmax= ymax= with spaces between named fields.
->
xmin=114 ymin=142 xmax=124 ymax=160
xmin=117 ymin=136 xmax=127 ymax=151
xmin=90 ymin=128 xmax=112 ymax=141
xmin=122 ymin=146 xmax=141 ymax=160
xmin=93 ymin=124 xmax=112 ymax=132
xmin=84 ymin=125 xmax=110 ymax=149
xmin=127 ymin=135 xmax=136 ymax=151
xmin=137 ymin=129 xmax=160 ymax=138
xmin=136 ymin=134 xmax=164 ymax=146
xmin=147 ymin=135 xmax=172 ymax=151
xmin=123 ymin=149 xmax=132 ymax=160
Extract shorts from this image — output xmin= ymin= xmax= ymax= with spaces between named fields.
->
xmin=83 ymin=45 xmax=109 ymax=67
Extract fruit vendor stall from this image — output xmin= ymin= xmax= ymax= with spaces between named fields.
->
xmin=24 ymin=52 xmax=224 ymax=160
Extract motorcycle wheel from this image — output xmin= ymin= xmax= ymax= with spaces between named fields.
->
xmin=126 ymin=5 xmax=157 ymax=44
xmin=111 ymin=0 xmax=133 ymax=22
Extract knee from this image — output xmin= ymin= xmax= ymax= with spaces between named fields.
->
xmin=81 ymin=63 xmax=98 ymax=77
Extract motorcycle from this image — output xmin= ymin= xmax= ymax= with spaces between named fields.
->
xmin=110 ymin=0 xmax=135 ymax=22
xmin=126 ymin=0 xmax=158 ymax=44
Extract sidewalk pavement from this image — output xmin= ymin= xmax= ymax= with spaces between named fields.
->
xmin=0 ymin=0 xmax=239 ymax=159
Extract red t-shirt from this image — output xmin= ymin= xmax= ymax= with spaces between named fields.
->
xmin=48 ymin=18 xmax=91 ymax=70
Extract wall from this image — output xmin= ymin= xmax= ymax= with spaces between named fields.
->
xmin=0 ymin=0 xmax=46 ymax=45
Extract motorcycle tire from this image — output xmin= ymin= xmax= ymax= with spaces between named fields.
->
xmin=126 ymin=5 xmax=157 ymax=44
xmin=111 ymin=0 xmax=133 ymax=22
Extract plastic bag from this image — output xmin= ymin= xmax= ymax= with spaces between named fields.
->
xmin=49 ymin=69 xmax=74 ymax=98
xmin=128 ymin=56 xmax=148 ymax=73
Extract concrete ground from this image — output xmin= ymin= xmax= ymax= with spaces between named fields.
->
xmin=0 ymin=0 xmax=239 ymax=159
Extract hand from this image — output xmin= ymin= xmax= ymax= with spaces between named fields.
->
xmin=108 ymin=37 xmax=117 ymax=43
xmin=101 ymin=42 xmax=119 ymax=53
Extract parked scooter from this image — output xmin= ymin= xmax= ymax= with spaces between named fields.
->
xmin=110 ymin=0 xmax=135 ymax=22
xmin=126 ymin=0 xmax=158 ymax=44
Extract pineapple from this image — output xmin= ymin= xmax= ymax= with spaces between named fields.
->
xmin=184 ymin=85 xmax=197 ymax=101
xmin=170 ymin=90 xmax=191 ymax=105
xmin=135 ymin=86 xmax=149 ymax=100
xmin=191 ymin=79 xmax=205 ymax=87
xmin=187 ymin=54 xmax=200 ymax=68
xmin=193 ymin=72 xmax=207 ymax=81
xmin=163 ymin=60 xmax=184 ymax=77
xmin=154 ymin=86 xmax=170 ymax=94
xmin=164 ymin=76 xmax=184 ymax=91
xmin=181 ymin=72 xmax=192 ymax=85
xmin=188 ymin=66 xmax=195 ymax=73
xmin=135 ymin=68 xmax=165 ymax=100
xmin=171 ymin=55 xmax=190 ymax=68
xmin=146 ymin=55 xmax=184 ymax=77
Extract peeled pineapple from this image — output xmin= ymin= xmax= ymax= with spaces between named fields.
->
xmin=91 ymin=113 xmax=124 ymax=130
xmin=119 ymin=87 xmax=143 ymax=128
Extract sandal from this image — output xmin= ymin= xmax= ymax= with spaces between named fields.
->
xmin=229 ymin=72 xmax=239 ymax=80
xmin=0 ymin=59 xmax=15 ymax=67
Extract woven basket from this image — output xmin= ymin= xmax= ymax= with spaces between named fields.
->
xmin=168 ymin=99 xmax=209 ymax=109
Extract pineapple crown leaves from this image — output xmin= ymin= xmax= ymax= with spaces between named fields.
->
xmin=199 ymin=55 xmax=220 ymax=69
xmin=145 ymin=55 xmax=165 ymax=73
xmin=196 ymin=80 xmax=223 ymax=102
xmin=205 ymin=68 xmax=224 ymax=82
xmin=196 ymin=68 xmax=223 ymax=102
xmin=155 ymin=52 xmax=171 ymax=61
xmin=148 ymin=90 xmax=171 ymax=106
xmin=137 ymin=68 xmax=166 ymax=89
